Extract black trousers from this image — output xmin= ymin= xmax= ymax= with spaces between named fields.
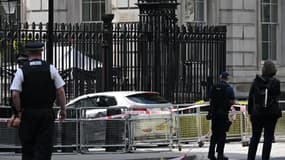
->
xmin=19 ymin=108 xmax=54 ymax=160
xmin=208 ymin=116 xmax=229 ymax=159
xmin=247 ymin=116 xmax=278 ymax=160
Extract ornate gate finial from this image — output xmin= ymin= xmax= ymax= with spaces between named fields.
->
xmin=136 ymin=0 xmax=179 ymax=25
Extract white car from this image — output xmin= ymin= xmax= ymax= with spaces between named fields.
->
xmin=66 ymin=91 xmax=172 ymax=115
xmin=64 ymin=91 xmax=173 ymax=146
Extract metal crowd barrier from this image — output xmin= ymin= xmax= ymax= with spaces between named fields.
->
xmin=274 ymin=101 xmax=285 ymax=141
xmin=242 ymin=101 xmax=285 ymax=146
xmin=173 ymin=103 xmax=211 ymax=151
xmin=128 ymin=110 xmax=174 ymax=151
xmin=275 ymin=111 xmax=285 ymax=141
xmin=1 ymin=101 xmax=284 ymax=153
xmin=173 ymin=102 xmax=249 ymax=150
xmin=78 ymin=106 xmax=129 ymax=153
xmin=53 ymin=107 xmax=78 ymax=152
xmin=0 ymin=105 xmax=175 ymax=153
xmin=228 ymin=104 xmax=248 ymax=142
xmin=0 ymin=106 xmax=79 ymax=152
xmin=0 ymin=106 xmax=21 ymax=151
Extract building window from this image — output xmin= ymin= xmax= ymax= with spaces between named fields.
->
xmin=0 ymin=0 xmax=20 ymax=23
xmin=116 ymin=0 xmax=137 ymax=8
xmin=184 ymin=0 xmax=205 ymax=23
xmin=82 ymin=0 xmax=105 ymax=22
xmin=261 ymin=0 xmax=278 ymax=60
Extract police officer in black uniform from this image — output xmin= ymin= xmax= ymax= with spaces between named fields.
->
xmin=10 ymin=42 xmax=66 ymax=160
xmin=207 ymin=72 xmax=235 ymax=160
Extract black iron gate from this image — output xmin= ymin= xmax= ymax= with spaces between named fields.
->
xmin=111 ymin=22 xmax=226 ymax=103
xmin=0 ymin=1 xmax=226 ymax=105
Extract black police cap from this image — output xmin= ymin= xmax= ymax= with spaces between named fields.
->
xmin=25 ymin=42 xmax=44 ymax=53
xmin=220 ymin=71 xmax=230 ymax=79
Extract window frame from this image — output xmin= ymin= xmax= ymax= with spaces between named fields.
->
xmin=115 ymin=0 xmax=138 ymax=9
xmin=0 ymin=0 xmax=21 ymax=23
xmin=260 ymin=0 xmax=279 ymax=61
xmin=81 ymin=0 xmax=105 ymax=23
xmin=183 ymin=0 xmax=207 ymax=24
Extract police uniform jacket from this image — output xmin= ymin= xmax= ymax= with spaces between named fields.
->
xmin=10 ymin=60 xmax=65 ymax=109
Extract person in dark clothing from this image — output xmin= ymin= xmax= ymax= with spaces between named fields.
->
xmin=247 ymin=60 xmax=281 ymax=160
xmin=207 ymin=72 xmax=235 ymax=160
xmin=10 ymin=42 xmax=66 ymax=160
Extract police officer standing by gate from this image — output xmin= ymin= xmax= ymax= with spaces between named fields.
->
xmin=10 ymin=41 xmax=66 ymax=160
xmin=207 ymin=72 xmax=235 ymax=160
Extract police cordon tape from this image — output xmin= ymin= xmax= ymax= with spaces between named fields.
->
xmin=84 ymin=101 xmax=247 ymax=121
xmin=0 ymin=118 xmax=9 ymax=123
xmin=85 ymin=110 xmax=171 ymax=121
xmin=87 ymin=102 xmax=211 ymax=121
xmin=172 ymin=100 xmax=247 ymax=113
xmin=169 ymin=148 xmax=192 ymax=160
xmin=0 ymin=101 xmax=248 ymax=122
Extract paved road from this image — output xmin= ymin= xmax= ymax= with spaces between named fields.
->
xmin=0 ymin=142 xmax=284 ymax=160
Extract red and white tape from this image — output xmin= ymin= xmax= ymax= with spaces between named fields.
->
xmin=169 ymin=149 xmax=192 ymax=160
xmin=231 ymin=104 xmax=247 ymax=112
xmin=0 ymin=102 xmax=247 ymax=122
xmin=92 ymin=103 xmax=212 ymax=120
xmin=0 ymin=118 xmax=9 ymax=123
xmin=91 ymin=110 xmax=172 ymax=120
xmin=172 ymin=103 xmax=210 ymax=112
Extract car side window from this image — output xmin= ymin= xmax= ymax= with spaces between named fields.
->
xmin=127 ymin=93 xmax=168 ymax=104
xmin=74 ymin=97 xmax=98 ymax=108
xmin=67 ymin=104 xmax=75 ymax=108
xmin=83 ymin=97 xmax=98 ymax=107
xmin=73 ymin=101 xmax=82 ymax=108
xmin=105 ymin=96 xmax=117 ymax=106
xmin=96 ymin=96 xmax=117 ymax=107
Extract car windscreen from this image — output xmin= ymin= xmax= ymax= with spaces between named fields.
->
xmin=126 ymin=93 xmax=169 ymax=104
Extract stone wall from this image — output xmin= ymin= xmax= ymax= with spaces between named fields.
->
xmin=217 ymin=0 xmax=258 ymax=99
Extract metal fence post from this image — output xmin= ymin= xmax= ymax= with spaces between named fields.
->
xmin=47 ymin=0 xmax=54 ymax=64
xmin=220 ymin=26 xmax=227 ymax=72
xmin=102 ymin=14 xmax=114 ymax=91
